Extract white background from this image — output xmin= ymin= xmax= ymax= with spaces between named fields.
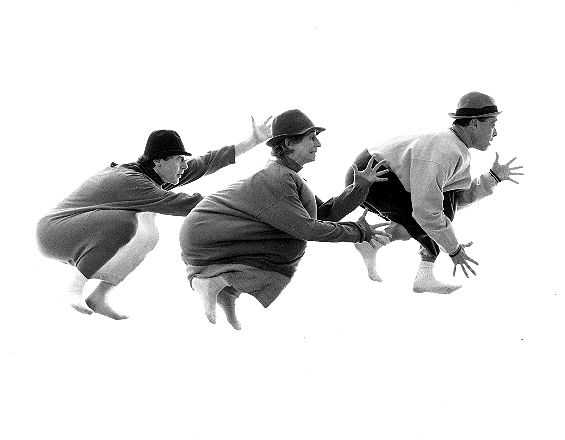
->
xmin=2 ymin=1 xmax=563 ymax=439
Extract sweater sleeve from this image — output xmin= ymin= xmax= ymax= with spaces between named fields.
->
xmin=455 ymin=172 xmax=498 ymax=209
xmin=256 ymin=174 xmax=365 ymax=243
xmin=111 ymin=173 xmax=204 ymax=216
xmin=315 ymin=180 xmax=371 ymax=221
xmin=410 ymin=159 xmax=459 ymax=254
xmin=165 ymin=145 xmax=236 ymax=189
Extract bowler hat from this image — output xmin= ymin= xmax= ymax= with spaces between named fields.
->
xmin=143 ymin=130 xmax=192 ymax=160
xmin=266 ymin=109 xmax=325 ymax=147
xmin=448 ymin=92 xmax=502 ymax=119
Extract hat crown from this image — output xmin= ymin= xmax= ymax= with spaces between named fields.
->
xmin=449 ymin=91 xmax=502 ymax=119
xmin=144 ymin=130 xmax=189 ymax=160
xmin=271 ymin=109 xmax=316 ymax=138
xmin=457 ymin=92 xmax=497 ymax=110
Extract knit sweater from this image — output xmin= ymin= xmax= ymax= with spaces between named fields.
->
xmin=367 ymin=127 xmax=498 ymax=254
xmin=180 ymin=157 xmax=372 ymax=277
xmin=44 ymin=146 xmax=235 ymax=221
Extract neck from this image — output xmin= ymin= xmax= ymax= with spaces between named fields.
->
xmin=277 ymin=155 xmax=303 ymax=172
xmin=450 ymin=124 xmax=474 ymax=149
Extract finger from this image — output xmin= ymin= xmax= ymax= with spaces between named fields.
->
xmin=372 ymin=230 xmax=393 ymax=238
xmin=505 ymin=157 xmax=517 ymax=166
xmin=462 ymin=241 xmax=473 ymax=248
xmin=351 ymin=164 xmax=359 ymax=174
xmin=453 ymin=265 xmax=457 ymax=277
xmin=510 ymin=171 xmax=524 ymax=175
xmin=495 ymin=152 xmax=500 ymax=163
xmin=510 ymin=165 xmax=524 ymax=170
xmin=375 ymin=159 xmax=387 ymax=170
xmin=464 ymin=263 xmax=477 ymax=276
xmin=368 ymin=155 xmax=379 ymax=169
xmin=466 ymin=256 xmax=479 ymax=266
xmin=263 ymin=115 xmax=273 ymax=125
xmin=360 ymin=207 xmax=369 ymax=220
xmin=461 ymin=264 xmax=469 ymax=278
xmin=375 ymin=177 xmax=389 ymax=182
xmin=251 ymin=116 xmax=256 ymax=126
xmin=370 ymin=222 xmax=390 ymax=228
xmin=509 ymin=178 xmax=519 ymax=184
xmin=376 ymin=169 xmax=389 ymax=176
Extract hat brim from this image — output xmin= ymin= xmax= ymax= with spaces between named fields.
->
xmin=150 ymin=150 xmax=192 ymax=160
xmin=448 ymin=111 xmax=502 ymax=119
xmin=266 ymin=127 xmax=326 ymax=147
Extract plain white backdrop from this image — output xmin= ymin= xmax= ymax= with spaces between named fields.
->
xmin=2 ymin=1 xmax=563 ymax=439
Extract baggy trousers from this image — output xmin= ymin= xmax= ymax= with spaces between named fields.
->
xmin=346 ymin=149 xmax=458 ymax=258
xmin=37 ymin=210 xmax=159 ymax=284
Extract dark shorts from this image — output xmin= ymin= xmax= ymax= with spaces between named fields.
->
xmin=346 ymin=149 xmax=458 ymax=257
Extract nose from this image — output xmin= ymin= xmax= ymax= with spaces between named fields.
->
xmin=493 ymin=127 xmax=497 ymax=138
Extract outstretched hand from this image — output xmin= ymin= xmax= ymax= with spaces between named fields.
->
xmin=491 ymin=152 xmax=524 ymax=184
xmin=451 ymin=241 xmax=479 ymax=278
xmin=351 ymin=155 xmax=389 ymax=185
xmin=251 ymin=115 xmax=273 ymax=145
xmin=358 ymin=208 xmax=391 ymax=248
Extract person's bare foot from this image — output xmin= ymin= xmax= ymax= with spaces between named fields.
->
xmin=217 ymin=288 xmax=241 ymax=330
xmin=67 ymin=295 xmax=94 ymax=315
xmin=85 ymin=296 xmax=129 ymax=320
xmin=85 ymin=281 xmax=128 ymax=320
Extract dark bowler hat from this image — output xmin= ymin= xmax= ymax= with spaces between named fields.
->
xmin=448 ymin=92 xmax=502 ymax=119
xmin=143 ymin=130 xmax=192 ymax=160
xmin=266 ymin=109 xmax=325 ymax=147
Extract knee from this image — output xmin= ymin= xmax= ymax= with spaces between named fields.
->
xmin=387 ymin=223 xmax=412 ymax=241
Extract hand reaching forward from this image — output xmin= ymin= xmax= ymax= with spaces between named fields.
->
xmin=491 ymin=152 xmax=524 ymax=184
xmin=251 ymin=115 xmax=273 ymax=145
xmin=357 ymin=208 xmax=391 ymax=248
xmin=351 ymin=155 xmax=389 ymax=185
xmin=451 ymin=241 xmax=479 ymax=278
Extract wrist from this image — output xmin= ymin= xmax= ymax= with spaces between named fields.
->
xmin=449 ymin=245 xmax=462 ymax=257
xmin=489 ymin=169 xmax=502 ymax=183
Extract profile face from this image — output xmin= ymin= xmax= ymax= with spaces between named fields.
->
xmin=154 ymin=155 xmax=189 ymax=184
xmin=287 ymin=130 xmax=322 ymax=166
xmin=472 ymin=117 xmax=498 ymax=150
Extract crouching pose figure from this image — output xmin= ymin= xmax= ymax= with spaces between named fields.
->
xmin=346 ymin=92 xmax=523 ymax=293
xmin=179 ymin=109 xmax=390 ymax=330
xmin=36 ymin=117 xmax=272 ymax=318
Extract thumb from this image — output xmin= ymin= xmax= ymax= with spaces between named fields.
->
xmin=494 ymin=152 xmax=499 ymax=163
xmin=351 ymin=164 xmax=358 ymax=173
xmin=359 ymin=207 xmax=369 ymax=220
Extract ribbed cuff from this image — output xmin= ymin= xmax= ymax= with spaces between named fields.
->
xmin=489 ymin=169 xmax=502 ymax=183
xmin=449 ymin=245 xmax=462 ymax=257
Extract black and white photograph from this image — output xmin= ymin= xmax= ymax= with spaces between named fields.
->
xmin=3 ymin=1 xmax=563 ymax=439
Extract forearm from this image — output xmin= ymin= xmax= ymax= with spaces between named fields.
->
xmin=316 ymin=180 xmax=371 ymax=221
xmin=234 ymin=136 xmax=260 ymax=157
xmin=456 ymin=172 xmax=498 ymax=208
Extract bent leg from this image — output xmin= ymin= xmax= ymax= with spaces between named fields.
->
xmin=92 ymin=212 xmax=159 ymax=285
